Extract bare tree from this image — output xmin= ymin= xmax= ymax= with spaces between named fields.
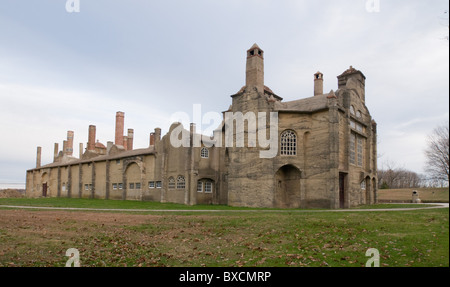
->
xmin=424 ymin=122 xmax=449 ymax=183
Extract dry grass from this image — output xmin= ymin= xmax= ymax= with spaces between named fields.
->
xmin=377 ymin=188 xmax=449 ymax=203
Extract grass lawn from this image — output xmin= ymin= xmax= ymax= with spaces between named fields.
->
xmin=0 ymin=198 xmax=448 ymax=267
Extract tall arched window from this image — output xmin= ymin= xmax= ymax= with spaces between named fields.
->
xmin=177 ymin=175 xmax=185 ymax=189
xmin=280 ymin=130 xmax=297 ymax=156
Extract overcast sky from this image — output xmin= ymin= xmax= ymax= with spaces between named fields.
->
xmin=0 ymin=0 xmax=448 ymax=185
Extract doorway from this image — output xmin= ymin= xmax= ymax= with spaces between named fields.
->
xmin=274 ymin=165 xmax=301 ymax=208
xmin=42 ymin=183 xmax=48 ymax=197
xmin=339 ymin=173 xmax=346 ymax=208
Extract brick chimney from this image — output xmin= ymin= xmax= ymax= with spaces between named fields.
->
xmin=123 ymin=136 xmax=128 ymax=151
xmin=127 ymin=128 xmax=134 ymax=150
xmin=149 ymin=132 xmax=155 ymax=146
xmin=65 ymin=131 xmax=74 ymax=156
xmin=88 ymin=125 xmax=96 ymax=151
xmin=115 ymin=111 xmax=125 ymax=147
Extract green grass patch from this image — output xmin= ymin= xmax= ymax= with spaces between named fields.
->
xmin=0 ymin=205 xmax=448 ymax=267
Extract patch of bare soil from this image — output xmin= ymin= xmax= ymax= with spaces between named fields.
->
xmin=0 ymin=209 xmax=219 ymax=267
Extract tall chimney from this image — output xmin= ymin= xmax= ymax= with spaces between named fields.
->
xmin=63 ymin=140 xmax=67 ymax=156
xmin=36 ymin=146 xmax=42 ymax=168
xmin=115 ymin=111 xmax=125 ymax=147
xmin=88 ymin=125 xmax=96 ymax=151
xmin=314 ymin=71 xmax=323 ymax=96
xmin=123 ymin=136 xmax=128 ymax=151
xmin=53 ymin=143 xmax=59 ymax=162
xmin=246 ymin=43 xmax=264 ymax=93
xmin=155 ymin=128 xmax=161 ymax=146
xmin=79 ymin=143 xmax=83 ymax=158
xmin=65 ymin=131 xmax=74 ymax=156
xmin=127 ymin=129 xmax=134 ymax=150
xmin=149 ymin=132 xmax=155 ymax=146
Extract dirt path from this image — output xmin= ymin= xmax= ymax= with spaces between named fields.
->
xmin=0 ymin=203 xmax=448 ymax=213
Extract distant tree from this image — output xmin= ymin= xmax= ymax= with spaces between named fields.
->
xmin=424 ymin=122 xmax=449 ymax=184
xmin=377 ymin=160 xmax=424 ymax=189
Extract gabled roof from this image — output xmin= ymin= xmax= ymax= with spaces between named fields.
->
xmin=28 ymin=146 xmax=156 ymax=171
xmin=274 ymin=92 xmax=335 ymax=113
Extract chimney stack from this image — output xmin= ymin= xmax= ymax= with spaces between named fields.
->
xmin=36 ymin=146 xmax=42 ymax=168
xmin=155 ymin=128 xmax=161 ymax=146
xmin=149 ymin=132 xmax=155 ymax=146
xmin=115 ymin=111 xmax=125 ymax=147
xmin=246 ymin=43 xmax=264 ymax=93
xmin=88 ymin=125 xmax=96 ymax=151
xmin=314 ymin=71 xmax=323 ymax=96
xmin=53 ymin=143 xmax=59 ymax=162
xmin=65 ymin=131 xmax=74 ymax=156
xmin=79 ymin=143 xmax=83 ymax=158
xmin=127 ymin=129 xmax=134 ymax=151
xmin=63 ymin=140 xmax=68 ymax=156
xmin=123 ymin=136 xmax=128 ymax=151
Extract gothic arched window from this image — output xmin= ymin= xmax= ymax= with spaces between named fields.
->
xmin=280 ymin=130 xmax=297 ymax=156
xmin=168 ymin=177 xmax=175 ymax=189
xmin=201 ymin=147 xmax=209 ymax=158
xmin=177 ymin=175 xmax=186 ymax=189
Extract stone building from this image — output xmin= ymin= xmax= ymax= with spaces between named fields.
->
xmin=26 ymin=44 xmax=377 ymax=208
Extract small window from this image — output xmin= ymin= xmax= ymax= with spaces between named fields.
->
xmin=62 ymin=183 xmax=66 ymax=192
xmin=112 ymin=183 xmax=118 ymax=190
xmin=197 ymin=181 xmax=203 ymax=193
xmin=350 ymin=105 xmax=355 ymax=115
xmin=350 ymin=120 xmax=356 ymax=129
xmin=177 ymin=176 xmax=185 ymax=189
xmin=361 ymin=180 xmax=366 ymax=190
xmin=201 ymin=147 xmax=209 ymax=158
xmin=129 ymin=183 xmax=135 ymax=190
xmin=116 ymin=160 xmax=120 ymax=165
xmin=118 ymin=183 xmax=123 ymax=190
xmin=135 ymin=182 xmax=141 ymax=189
xmin=84 ymin=184 xmax=89 ymax=191
xmin=149 ymin=181 xmax=155 ymax=189
xmin=356 ymin=110 xmax=362 ymax=118
xmin=356 ymin=123 xmax=363 ymax=133
xmin=168 ymin=177 xmax=175 ymax=189
xmin=156 ymin=181 xmax=162 ymax=188
xmin=204 ymin=181 xmax=212 ymax=193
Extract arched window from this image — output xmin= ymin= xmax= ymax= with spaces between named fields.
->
xmin=350 ymin=105 xmax=356 ymax=116
xmin=280 ymin=130 xmax=297 ymax=156
xmin=201 ymin=147 xmax=209 ymax=158
xmin=177 ymin=175 xmax=185 ymax=189
xmin=168 ymin=177 xmax=175 ymax=189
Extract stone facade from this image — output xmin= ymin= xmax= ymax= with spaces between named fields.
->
xmin=26 ymin=44 xmax=377 ymax=209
